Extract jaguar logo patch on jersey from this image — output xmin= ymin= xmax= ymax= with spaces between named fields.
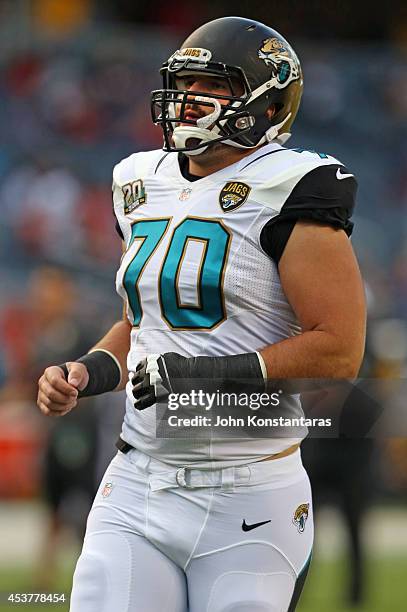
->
xmin=258 ymin=38 xmax=300 ymax=87
xmin=293 ymin=503 xmax=309 ymax=533
xmin=122 ymin=179 xmax=146 ymax=215
xmin=219 ymin=182 xmax=251 ymax=213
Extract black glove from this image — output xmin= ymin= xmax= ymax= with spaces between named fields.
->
xmin=131 ymin=351 xmax=265 ymax=411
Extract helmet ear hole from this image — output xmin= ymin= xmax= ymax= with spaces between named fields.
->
xmin=266 ymin=104 xmax=276 ymax=120
xmin=266 ymin=103 xmax=283 ymax=121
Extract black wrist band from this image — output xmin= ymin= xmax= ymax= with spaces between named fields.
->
xmin=59 ymin=363 xmax=69 ymax=379
xmin=58 ymin=350 xmax=121 ymax=398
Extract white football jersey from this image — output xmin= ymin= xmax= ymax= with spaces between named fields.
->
xmin=113 ymin=142 xmax=351 ymax=467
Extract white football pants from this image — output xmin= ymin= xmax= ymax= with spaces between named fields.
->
xmin=70 ymin=448 xmax=313 ymax=612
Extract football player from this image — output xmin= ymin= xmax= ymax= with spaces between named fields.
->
xmin=37 ymin=16 xmax=366 ymax=612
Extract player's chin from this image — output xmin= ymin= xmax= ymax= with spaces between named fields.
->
xmin=184 ymin=138 xmax=206 ymax=150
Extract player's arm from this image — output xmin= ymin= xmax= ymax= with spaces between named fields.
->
xmin=37 ymin=166 xmax=133 ymax=417
xmin=84 ymin=241 xmax=131 ymax=393
xmin=259 ymin=220 xmax=366 ymax=378
xmin=258 ymin=162 xmax=365 ymax=377
xmin=38 ymin=232 xmax=131 ymax=418
xmin=85 ymin=315 xmax=131 ymax=391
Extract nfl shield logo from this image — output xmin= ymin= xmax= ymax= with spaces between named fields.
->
xmin=179 ymin=187 xmax=192 ymax=201
xmin=102 ymin=482 xmax=114 ymax=498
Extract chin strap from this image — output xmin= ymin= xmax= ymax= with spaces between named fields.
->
xmin=172 ymin=127 xmax=216 ymax=155
xmin=172 ymin=96 xmax=292 ymax=155
xmin=275 ymin=132 xmax=292 ymax=144
xmin=223 ymin=113 xmax=293 ymax=149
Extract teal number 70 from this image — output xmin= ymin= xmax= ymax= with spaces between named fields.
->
xmin=123 ymin=217 xmax=231 ymax=330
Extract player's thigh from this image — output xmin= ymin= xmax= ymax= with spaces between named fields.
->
xmin=186 ymin=461 xmax=313 ymax=612
xmin=70 ymin=530 xmax=187 ymax=612
xmin=70 ymin=452 xmax=187 ymax=612
xmin=188 ymin=542 xmax=309 ymax=612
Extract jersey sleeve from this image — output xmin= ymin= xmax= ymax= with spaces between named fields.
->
xmin=111 ymin=160 xmax=132 ymax=245
xmin=111 ymin=149 xmax=164 ymax=245
xmin=115 ymin=217 xmax=124 ymax=240
xmin=112 ymin=177 xmax=124 ymax=240
xmin=112 ymin=179 xmax=124 ymax=240
xmin=260 ymin=163 xmax=358 ymax=264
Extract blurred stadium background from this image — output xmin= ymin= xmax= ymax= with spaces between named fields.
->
xmin=0 ymin=0 xmax=406 ymax=610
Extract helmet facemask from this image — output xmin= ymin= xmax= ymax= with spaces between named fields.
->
xmin=151 ymin=56 xmax=256 ymax=155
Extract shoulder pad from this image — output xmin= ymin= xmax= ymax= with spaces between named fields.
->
xmin=246 ymin=147 xmax=350 ymax=213
xmin=112 ymin=149 xmax=164 ymax=188
xmin=279 ymin=162 xmax=357 ymax=215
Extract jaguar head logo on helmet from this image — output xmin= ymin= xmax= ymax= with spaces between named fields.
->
xmin=151 ymin=16 xmax=303 ymax=156
xmin=258 ymin=37 xmax=301 ymax=87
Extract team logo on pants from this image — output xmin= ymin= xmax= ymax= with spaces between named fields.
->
xmin=102 ymin=482 xmax=114 ymax=498
xmin=293 ymin=503 xmax=309 ymax=533
xmin=219 ymin=182 xmax=251 ymax=213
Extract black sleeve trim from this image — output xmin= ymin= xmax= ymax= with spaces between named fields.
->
xmin=115 ymin=219 xmax=124 ymax=240
xmin=260 ymin=219 xmax=297 ymax=265
xmin=260 ymin=163 xmax=357 ymax=264
xmin=260 ymin=164 xmax=357 ymax=264
xmin=260 ymin=208 xmax=354 ymax=265
xmin=280 ymin=163 xmax=357 ymax=219
xmin=270 ymin=206 xmax=354 ymax=236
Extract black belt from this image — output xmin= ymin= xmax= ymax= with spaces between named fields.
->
xmin=116 ymin=436 xmax=134 ymax=454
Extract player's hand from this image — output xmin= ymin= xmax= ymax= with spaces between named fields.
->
xmin=131 ymin=353 xmax=196 ymax=411
xmin=37 ymin=362 xmax=89 ymax=417
xmin=131 ymin=351 xmax=264 ymax=411
xmin=131 ymin=353 xmax=172 ymax=411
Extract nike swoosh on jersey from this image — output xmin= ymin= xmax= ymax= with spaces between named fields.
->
xmin=242 ymin=519 xmax=271 ymax=532
xmin=336 ymin=168 xmax=354 ymax=180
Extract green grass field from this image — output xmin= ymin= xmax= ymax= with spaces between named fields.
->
xmin=0 ymin=556 xmax=406 ymax=611
xmin=299 ymin=556 xmax=407 ymax=611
